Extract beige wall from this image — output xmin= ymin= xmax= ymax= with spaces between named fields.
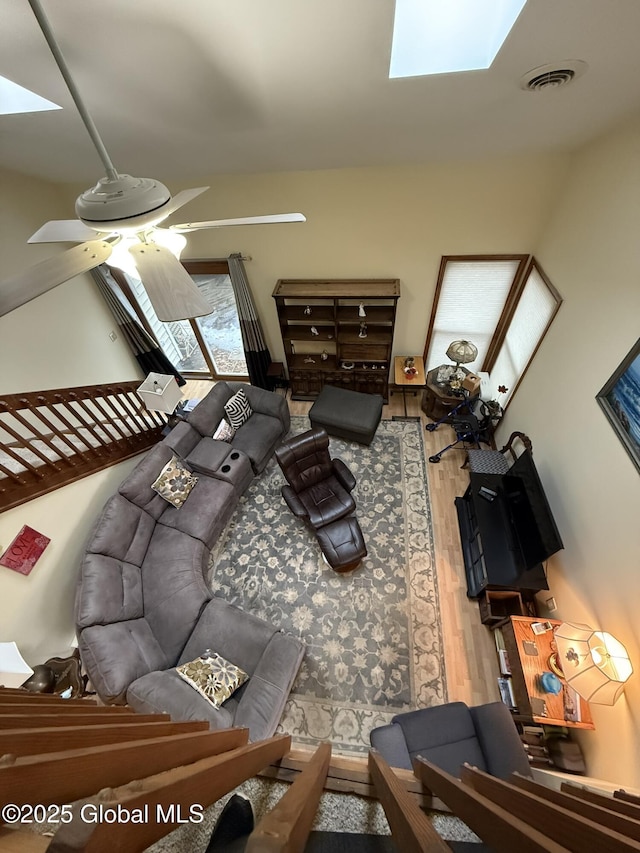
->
xmin=501 ymin=116 xmax=640 ymax=786
xmin=0 ymin=168 xmax=145 ymax=662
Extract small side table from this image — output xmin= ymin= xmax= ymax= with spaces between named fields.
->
xmin=393 ymin=356 xmax=426 ymax=417
xmin=422 ymin=367 xmax=470 ymax=422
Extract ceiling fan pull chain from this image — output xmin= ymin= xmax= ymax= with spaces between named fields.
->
xmin=27 ymin=0 xmax=119 ymax=181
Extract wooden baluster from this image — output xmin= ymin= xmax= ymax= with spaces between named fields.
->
xmin=65 ymin=393 xmax=112 ymax=450
xmin=413 ymin=758 xmax=569 ymax=853
xmin=246 ymin=741 xmax=332 ymax=853
xmin=368 ymin=750 xmax=450 ymax=852
xmin=461 ymin=764 xmax=640 ymax=852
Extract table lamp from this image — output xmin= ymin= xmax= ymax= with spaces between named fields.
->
xmin=554 ymin=622 xmax=633 ymax=705
xmin=445 ymin=339 xmax=478 ymax=368
xmin=136 ymin=373 xmax=183 ymax=415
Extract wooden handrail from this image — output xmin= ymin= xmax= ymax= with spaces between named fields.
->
xmin=0 ymin=381 xmax=165 ymax=512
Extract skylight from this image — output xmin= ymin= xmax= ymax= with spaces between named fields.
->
xmin=389 ymin=0 xmax=527 ymax=78
xmin=0 ymin=75 xmax=61 ymax=116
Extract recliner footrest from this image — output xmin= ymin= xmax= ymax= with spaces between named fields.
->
xmin=316 ymin=516 xmax=367 ymax=573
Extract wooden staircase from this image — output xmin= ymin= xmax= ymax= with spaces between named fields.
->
xmin=1 ymin=689 xmax=639 ymax=852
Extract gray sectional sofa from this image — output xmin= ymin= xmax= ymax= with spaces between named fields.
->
xmin=76 ymin=381 xmax=305 ymax=741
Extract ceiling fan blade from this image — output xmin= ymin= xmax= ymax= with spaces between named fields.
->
xmin=157 ymin=187 xmax=210 ymax=222
xmin=28 ymin=220 xmax=105 ymax=244
xmin=128 ymin=244 xmax=211 ymax=322
xmin=0 ymin=240 xmax=112 ymax=317
xmin=170 ymin=212 xmax=306 ymax=233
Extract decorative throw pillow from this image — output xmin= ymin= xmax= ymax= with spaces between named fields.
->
xmin=212 ymin=418 xmax=236 ymax=442
xmin=151 ymin=455 xmax=198 ymax=508
xmin=176 ymin=651 xmax=249 ymax=709
xmin=224 ymin=388 xmax=253 ymax=430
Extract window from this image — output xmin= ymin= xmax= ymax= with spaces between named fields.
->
xmin=113 ymin=260 xmax=248 ymax=380
xmin=424 ymin=255 xmax=561 ymax=410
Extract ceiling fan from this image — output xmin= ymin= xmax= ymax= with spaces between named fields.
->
xmin=0 ymin=0 xmax=306 ymax=322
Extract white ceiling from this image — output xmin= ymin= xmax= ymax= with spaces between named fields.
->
xmin=2 ymin=0 xmax=640 ymax=187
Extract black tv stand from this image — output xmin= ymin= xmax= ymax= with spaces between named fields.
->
xmin=455 ymin=472 xmax=549 ymax=599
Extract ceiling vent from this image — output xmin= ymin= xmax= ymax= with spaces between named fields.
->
xmin=520 ymin=60 xmax=588 ymax=92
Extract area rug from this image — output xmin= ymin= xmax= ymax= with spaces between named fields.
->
xmin=208 ymin=416 xmax=447 ymax=754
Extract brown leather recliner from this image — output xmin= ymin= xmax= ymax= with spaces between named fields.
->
xmin=275 ymin=428 xmax=356 ymax=530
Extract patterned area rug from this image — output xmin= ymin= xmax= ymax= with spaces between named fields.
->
xmin=208 ymin=416 xmax=447 ymax=754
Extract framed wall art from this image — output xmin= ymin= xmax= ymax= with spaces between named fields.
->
xmin=596 ymin=337 xmax=640 ymax=473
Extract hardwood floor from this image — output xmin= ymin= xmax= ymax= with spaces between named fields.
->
xmin=182 ymin=379 xmax=500 ymax=708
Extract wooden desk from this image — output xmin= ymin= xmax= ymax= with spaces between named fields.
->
xmin=393 ymin=356 xmax=426 ymax=416
xmin=500 ymin=616 xmax=594 ymax=730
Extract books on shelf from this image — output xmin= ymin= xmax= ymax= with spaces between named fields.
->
xmin=498 ymin=677 xmax=516 ymax=710
xmin=498 ymin=648 xmax=511 ymax=675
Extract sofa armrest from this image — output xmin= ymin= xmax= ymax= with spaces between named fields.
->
xmin=162 ymin=421 xmax=201 ymax=458
xmin=233 ymin=629 xmax=305 ymax=741
xmin=332 ymin=458 xmax=356 ymax=492
xmin=470 ymin=701 xmax=532 ymax=779
xmin=370 ymin=723 xmax=413 ymax=770
xmin=281 ymin=485 xmax=308 ymax=518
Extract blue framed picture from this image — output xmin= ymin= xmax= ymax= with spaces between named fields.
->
xmin=596 ymin=337 xmax=640 ymax=473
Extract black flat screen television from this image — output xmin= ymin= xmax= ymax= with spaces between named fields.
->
xmin=502 ymin=450 xmax=564 ymax=573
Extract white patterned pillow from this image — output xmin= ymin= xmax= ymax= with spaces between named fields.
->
xmin=176 ymin=651 xmax=248 ymax=709
xmin=224 ymin=388 xmax=253 ymax=430
xmin=151 ymin=455 xmax=198 ymax=508
xmin=213 ymin=418 xmax=236 ymax=442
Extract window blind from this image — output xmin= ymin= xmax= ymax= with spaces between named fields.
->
xmin=426 ymin=259 xmax=521 ymax=371
xmin=489 ymin=265 xmax=560 ymax=407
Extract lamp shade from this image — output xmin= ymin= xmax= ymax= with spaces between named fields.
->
xmin=554 ymin=622 xmax=633 ymax=705
xmin=136 ymin=373 xmax=183 ymax=414
xmin=446 ymin=339 xmax=478 ymax=365
xmin=0 ymin=641 xmax=34 ymax=688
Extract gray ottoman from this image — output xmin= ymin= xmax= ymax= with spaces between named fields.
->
xmin=309 ymin=385 xmax=383 ymax=445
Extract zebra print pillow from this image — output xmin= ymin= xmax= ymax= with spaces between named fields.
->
xmin=223 ymin=388 xmax=253 ymax=430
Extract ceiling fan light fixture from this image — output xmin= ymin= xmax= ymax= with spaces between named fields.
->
xmin=75 ymin=174 xmax=172 ymax=231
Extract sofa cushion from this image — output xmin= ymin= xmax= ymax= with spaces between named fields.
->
xmin=186 ymin=437 xmax=231 ymax=477
xmin=178 ymin=597 xmax=278 ymax=673
xmin=162 ymin=421 xmax=201 ymax=459
xmin=119 ymin=444 xmax=178 ymax=519
xmin=76 ymin=553 xmax=143 ymax=629
xmin=231 ymin=412 xmax=285 ymax=474
xmin=79 ymin=618 xmax=171 ymax=704
xmin=126 ymin=669 xmax=237 ymax=728
xmin=187 ymin=382 xmax=234 ymax=437
xmin=224 ymin=388 xmax=253 ymax=430
xmin=158 ymin=474 xmax=237 ymax=548
xmin=84 ymin=493 xmax=155 ymax=567
xmin=392 ymin=702 xmax=487 ymax=776
xmin=213 ymin=419 xmax=235 ymax=442
xmin=176 ymin=651 xmax=249 ymax=709
xmin=151 ymin=455 xmax=199 ymax=508
xmin=140 ymin=526 xmax=211 ymax=663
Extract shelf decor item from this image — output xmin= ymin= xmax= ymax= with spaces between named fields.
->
xmin=596 ymin=336 xmax=640 ymax=474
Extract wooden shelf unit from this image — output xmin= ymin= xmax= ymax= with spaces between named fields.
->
xmin=272 ymin=279 xmax=400 ymax=402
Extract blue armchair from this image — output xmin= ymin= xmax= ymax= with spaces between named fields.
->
xmin=370 ymin=701 xmax=532 ymax=780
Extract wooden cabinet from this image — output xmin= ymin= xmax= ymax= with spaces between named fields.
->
xmin=272 ymin=279 xmax=400 ymax=401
